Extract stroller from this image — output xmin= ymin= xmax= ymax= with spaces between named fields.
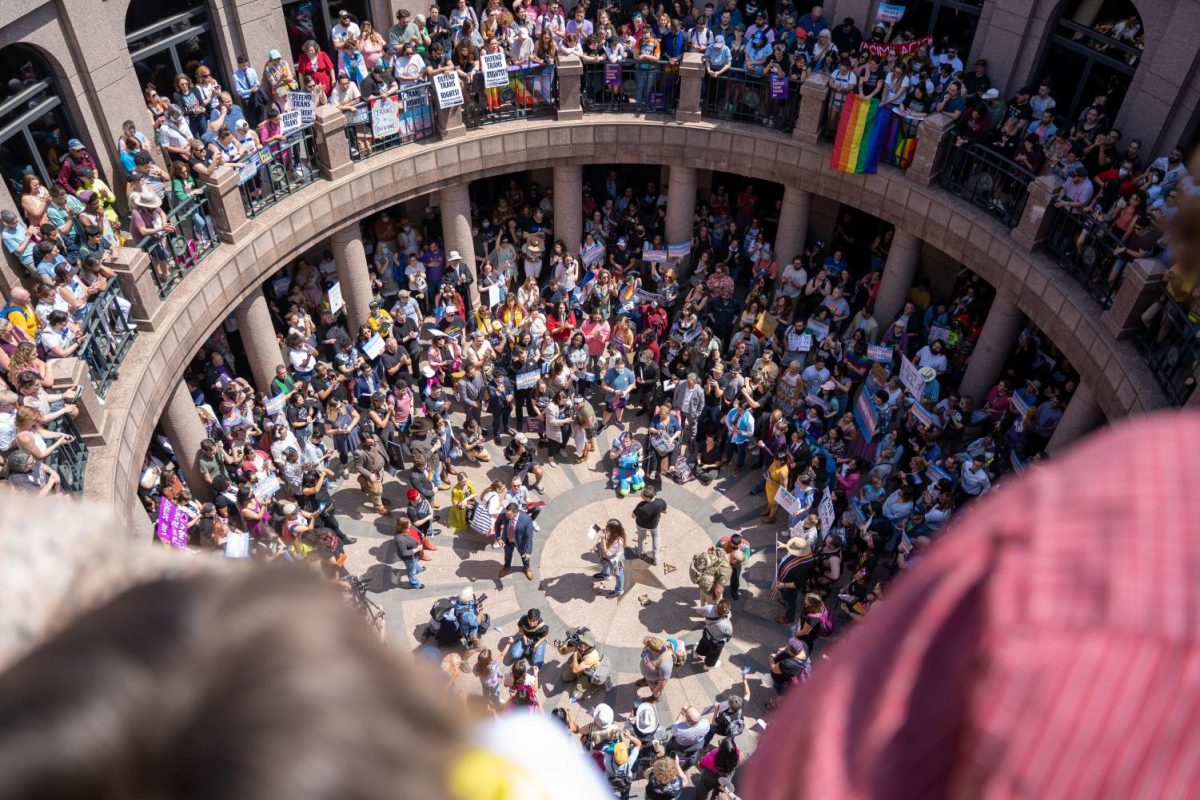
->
xmin=422 ymin=593 xmax=490 ymax=648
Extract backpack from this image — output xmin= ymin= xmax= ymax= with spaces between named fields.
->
xmin=666 ymin=637 xmax=687 ymax=668
xmin=715 ymin=707 xmax=745 ymax=738
xmin=689 ymin=547 xmax=731 ymax=592
xmin=585 ymin=653 xmax=614 ymax=690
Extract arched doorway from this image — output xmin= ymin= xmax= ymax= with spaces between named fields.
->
xmin=126 ymin=0 xmax=227 ymax=99
xmin=0 ymin=45 xmax=80 ymax=203
xmin=896 ymin=1 xmax=985 ymax=61
xmin=1034 ymin=0 xmax=1143 ymax=124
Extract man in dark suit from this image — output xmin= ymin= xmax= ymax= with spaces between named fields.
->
xmin=494 ymin=503 xmax=535 ymax=581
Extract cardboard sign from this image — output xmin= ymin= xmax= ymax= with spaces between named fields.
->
xmin=288 ymin=91 xmax=315 ymax=124
xmin=818 ymin=488 xmax=835 ymax=535
xmin=604 ymin=62 xmax=622 ymax=86
xmin=899 ymin=355 xmax=924 ymax=397
xmin=361 ymin=332 xmax=385 ymax=360
xmin=155 ymin=496 xmax=190 ymax=549
xmin=877 ymin=3 xmax=906 ymax=22
xmin=867 ymin=343 xmax=894 ymax=363
xmin=769 ymin=74 xmax=788 ymax=100
xmin=486 ymin=284 xmax=503 ymax=307
xmin=515 ymin=370 xmax=540 ymax=391
xmin=264 ymin=393 xmax=287 ymax=416
xmin=253 ymin=475 xmax=282 ymax=500
xmin=327 ymin=281 xmax=345 ymax=315
xmin=482 ymin=51 xmax=509 ymax=89
xmin=371 ymin=95 xmax=401 ymax=137
xmin=433 ymin=72 xmax=464 ymax=108
xmin=280 ymin=109 xmax=303 ymax=134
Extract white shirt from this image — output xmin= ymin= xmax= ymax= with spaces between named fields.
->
xmin=394 ymin=54 xmax=426 ymax=81
xmin=40 ymin=326 xmax=75 ymax=358
xmin=332 ymin=21 xmax=361 ymax=45
xmin=331 ymin=81 xmax=362 ymax=107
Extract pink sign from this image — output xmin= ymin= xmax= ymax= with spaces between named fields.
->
xmin=156 ymin=496 xmax=190 ymax=549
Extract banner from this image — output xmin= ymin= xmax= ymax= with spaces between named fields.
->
xmin=433 ymin=72 xmax=464 ymax=108
xmin=830 ymin=93 xmax=886 ymax=175
xmin=264 ymin=393 xmax=287 ymax=416
xmin=280 ymin=109 xmax=304 ymax=134
xmin=287 ymin=91 xmax=315 ymax=124
xmin=515 ymin=370 xmax=541 ymax=390
xmin=899 ymin=355 xmax=924 ymax=397
xmin=361 ymin=332 xmax=385 ymax=359
xmin=818 ymin=488 xmax=835 ymax=535
xmin=155 ymin=497 xmax=189 ymax=549
xmin=236 ymin=147 xmax=273 ymax=185
xmin=581 ymin=242 xmax=605 ymax=266
xmin=482 ymin=51 xmax=509 ymax=89
xmin=769 ymin=74 xmax=788 ymax=100
xmin=867 ymin=343 xmax=894 ymax=363
xmin=643 ymin=248 xmax=668 ymax=263
xmin=852 ymin=386 xmax=879 ymax=442
xmin=371 ymin=95 xmax=401 ymax=137
xmin=667 ymin=241 xmax=691 ymax=260
xmin=876 ymin=3 xmax=906 ymax=22
xmin=604 ymin=62 xmax=622 ymax=87
xmin=860 ymin=34 xmax=933 ymax=60
xmin=328 ymin=281 xmax=345 ymax=315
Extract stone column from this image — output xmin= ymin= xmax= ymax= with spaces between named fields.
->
xmin=200 ymin=165 xmax=253 ymax=244
xmin=440 ymin=182 xmax=477 ymax=282
xmin=1011 ymin=175 xmax=1064 ymax=252
xmin=49 ymin=358 xmax=105 ymax=446
xmin=957 ymin=292 xmax=1024 ymax=404
xmin=1103 ymin=258 xmax=1168 ymax=339
xmin=226 ymin=0 xmax=290 ymax=69
xmin=556 ymin=54 xmax=583 ymax=121
xmin=313 ymin=104 xmax=353 ymax=181
xmin=1046 ymin=382 xmax=1106 ymax=454
xmin=160 ymin=382 xmax=212 ymax=502
xmin=871 ymin=229 xmax=921 ymax=328
xmin=234 ymin=287 xmax=283 ymax=393
xmin=793 ymin=73 xmax=830 ymax=145
xmin=665 ymin=166 xmax=697 ymax=271
xmin=773 ymin=188 xmax=812 ymax=267
xmin=676 ymin=53 xmax=704 ymax=123
xmin=330 ymin=224 xmax=374 ymax=331
xmin=107 ymin=247 xmax=162 ymax=332
xmin=438 ymin=104 xmax=466 ymax=140
xmin=906 ymin=113 xmax=955 ymax=187
xmin=553 ymin=166 xmax=583 ymax=253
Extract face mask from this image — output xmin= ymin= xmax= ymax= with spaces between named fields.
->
xmin=1119 ymin=168 xmax=1130 ymax=177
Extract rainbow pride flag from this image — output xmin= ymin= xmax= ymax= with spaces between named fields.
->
xmin=830 ymin=94 xmax=886 ymax=174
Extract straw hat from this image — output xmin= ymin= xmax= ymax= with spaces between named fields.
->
xmin=785 ymin=537 xmax=812 ymax=557
xmin=133 ymin=192 xmax=161 ymax=209
xmin=919 ymin=366 xmax=937 ymax=383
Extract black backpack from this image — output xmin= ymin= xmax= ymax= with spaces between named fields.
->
xmin=716 ymin=707 xmax=745 ymax=738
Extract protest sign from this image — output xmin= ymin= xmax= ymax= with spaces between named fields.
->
xmin=775 ymin=487 xmax=803 ymax=517
xmin=928 ymin=325 xmax=951 ymax=343
xmin=860 ymin=34 xmax=932 ymax=59
xmin=667 ymin=241 xmax=691 ymax=260
xmin=328 ymin=281 xmax=345 ymax=314
xmin=643 ymin=248 xmax=668 ymax=263
xmin=769 ymin=74 xmax=788 ymax=100
xmin=910 ymin=401 xmax=937 ymax=428
xmin=270 ymin=276 xmax=291 ymax=297
xmin=604 ymin=62 xmax=622 ymax=86
xmin=361 ymin=332 xmax=385 ymax=359
xmin=371 ymin=95 xmax=401 ymax=137
xmin=433 ymin=72 xmax=464 ymax=108
xmin=287 ymin=91 xmax=315 ymax=124
xmin=225 ymin=531 xmax=250 ymax=558
xmin=155 ymin=497 xmax=189 ymax=549
xmin=805 ymin=319 xmax=830 ymax=341
xmin=280 ymin=109 xmax=303 ymax=134
xmin=818 ymin=488 xmax=835 ymax=534
xmin=787 ymin=331 xmax=813 ymax=352
xmin=253 ymin=475 xmax=282 ymax=500
xmin=581 ymin=242 xmax=605 ymax=266
xmin=482 ymin=51 xmax=509 ymax=88
xmin=486 ymin=284 xmax=503 ymax=307
xmin=899 ymin=355 xmax=924 ymax=396
xmin=264 ymin=393 xmax=287 ymax=416
xmin=867 ymin=343 xmax=894 ymax=363
xmin=515 ymin=370 xmax=540 ymax=390
xmin=852 ymin=387 xmax=879 ymax=441
xmin=877 ymin=3 xmax=906 ymax=22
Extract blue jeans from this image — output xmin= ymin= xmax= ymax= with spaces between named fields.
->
xmin=509 ymin=637 xmax=546 ymax=667
xmin=457 ymin=608 xmax=479 ymax=638
xmin=403 ymin=556 xmax=425 ymax=588
xmin=724 ymin=439 xmax=748 ymax=469
xmin=635 ymin=68 xmax=655 ymax=108
xmin=601 ymin=557 xmax=625 ymax=595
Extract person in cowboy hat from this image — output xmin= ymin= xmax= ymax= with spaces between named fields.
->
xmin=774 ymin=536 xmax=815 ymax=624
xmin=128 ymin=192 xmax=174 ymax=280
xmin=918 ymin=365 xmax=940 ymax=402
xmin=522 ymin=234 xmax=545 ymax=284
xmin=444 ymin=248 xmax=475 ymax=317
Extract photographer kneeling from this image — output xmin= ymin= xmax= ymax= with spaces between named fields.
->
xmin=557 ymin=626 xmax=612 ymax=703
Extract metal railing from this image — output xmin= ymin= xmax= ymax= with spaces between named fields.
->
xmin=464 ymin=65 xmax=558 ymax=128
xmin=343 ymin=82 xmax=437 ymax=161
xmin=582 ymin=60 xmax=680 ymax=114
xmin=46 ymin=414 xmax=87 ymax=493
xmin=237 ymin=126 xmax=319 ymax=217
xmin=137 ymin=194 xmax=220 ymax=298
xmin=1136 ymin=288 xmax=1199 ymax=406
xmin=700 ymin=69 xmax=800 ymax=132
xmin=938 ymin=143 xmax=1035 ymax=228
xmin=78 ymin=283 xmax=138 ymax=399
xmin=1044 ymin=208 xmax=1127 ymax=308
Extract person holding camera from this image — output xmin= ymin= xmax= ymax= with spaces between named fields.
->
xmin=558 ymin=626 xmax=606 ymax=702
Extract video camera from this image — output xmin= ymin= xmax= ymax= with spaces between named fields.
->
xmin=553 ymin=625 xmax=593 ymax=652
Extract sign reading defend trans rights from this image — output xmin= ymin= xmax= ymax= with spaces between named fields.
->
xmin=433 ymin=73 xmax=464 ymax=109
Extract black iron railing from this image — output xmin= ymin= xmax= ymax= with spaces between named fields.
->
xmin=46 ymin=414 xmax=87 ymax=493
xmin=343 ymin=82 xmax=437 ymax=161
xmin=582 ymin=60 xmax=680 ymax=114
xmin=938 ymin=143 xmax=1035 ymax=227
xmin=237 ymin=126 xmax=319 ymax=217
xmin=1044 ymin=207 xmax=1128 ymax=308
xmin=138 ymin=194 xmax=220 ymax=298
xmin=78 ymin=283 xmax=138 ymax=399
xmin=1136 ymin=288 xmax=1199 ymax=405
xmin=700 ymin=68 xmax=800 ymax=132
xmin=464 ymin=65 xmax=558 ymax=128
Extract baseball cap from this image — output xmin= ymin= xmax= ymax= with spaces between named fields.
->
xmin=407 ymin=488 xmax=420 ymax=501
xmin=268 ymin=48 xmax=282 ymax=60
xmin=982 ymin=88 xmax=1000 ymax=100
xmin=67 ymin=138 xmax=84 ymax=150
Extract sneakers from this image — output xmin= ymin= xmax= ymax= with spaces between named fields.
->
xmin=532 ymin=522 xmax=541 ymax=532
xmin=410 ymin=582 xmax=424 ymax=589
xmin=606 ymin=590 xmax=623 ymax=598
xmin=592 ymin=572 xmax=607 ymax=580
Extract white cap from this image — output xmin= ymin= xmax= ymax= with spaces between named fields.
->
xmin=448 ymin=250 xmax=462 ymax=262
xmin=593 ymin=703 xmax=614 ymax=727
xmin=982 ymin=88 xmax=1000 ymax=100
xmin=458 ymin=587 xmax=475 ymax=602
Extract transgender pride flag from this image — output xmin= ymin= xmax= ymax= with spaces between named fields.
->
xmin=829 ymin=94 xmax=887 ymax=175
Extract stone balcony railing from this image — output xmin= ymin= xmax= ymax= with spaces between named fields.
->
xmin=76 ymin=54 xmax=1179 ymax=533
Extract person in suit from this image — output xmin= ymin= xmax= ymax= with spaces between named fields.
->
xmin=495 ymin=502 xmax=535 ymax=581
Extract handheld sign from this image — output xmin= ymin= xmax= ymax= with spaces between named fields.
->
xmin=867 ymin=343 xmax=894 ymax=363
xmin=818 ymin=489 xmax=835 ymax=534
xmin=155 ymin=497 xmax=190 ymax=549
xmin=361 ymin=332 xmax=385 ymax=360
xmin=264 ymin=393 xmax=287 ymax=416
xmin=328 ymin=281 xmax=345 ymax=315
xmin=287 ymin=91 xmax=315 ymax=124
xmin=515 ymin=370 xmax=540 ymax=391
xmin=899 ymin=355 xmax=924 ymax=397
xmin=482 ymin=51 xmax=509 ymax=89
xmin=433 ymin=72 xmax=464 ymax=108
xmin=280 ymin=109 xmax=303 ymax=134
xmin=371 ymin=95 xmax=401 ymax=137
